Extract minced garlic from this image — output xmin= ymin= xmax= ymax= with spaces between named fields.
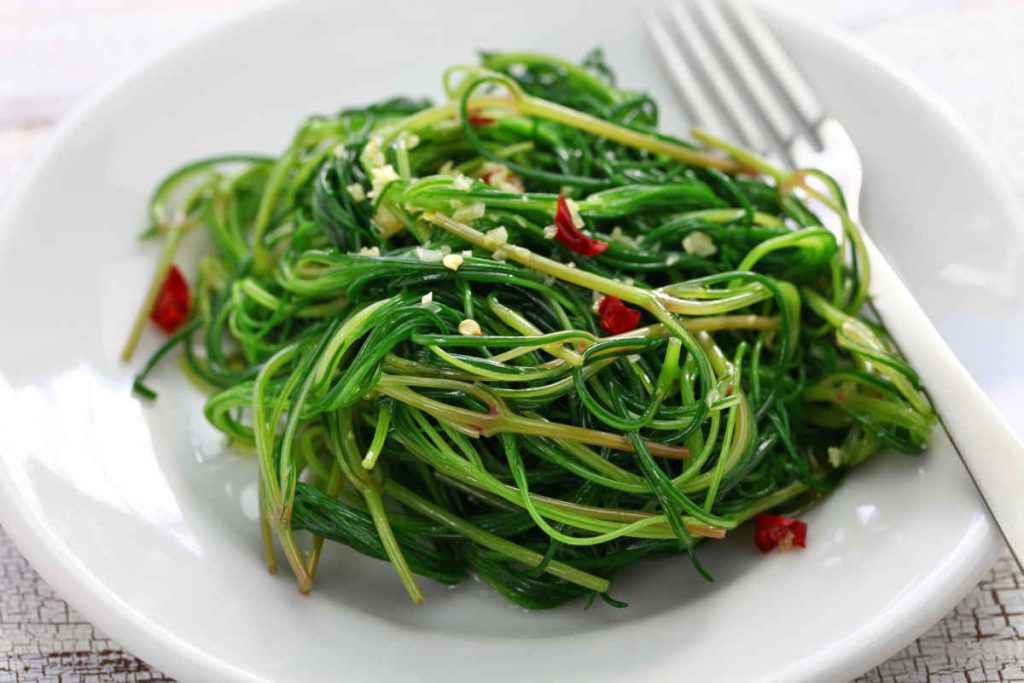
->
xmin=458 ymin=319 xmax=483 ymax=336
xmin=346 ymin=183 xmax=366 ymax=202
xmin=442 ymin=254 xmax=464 ymax=271
xmin=682 ymin=231 xmax=717 ymax=257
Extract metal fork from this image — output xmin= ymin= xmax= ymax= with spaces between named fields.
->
xmin=646 ymin=0 xmax=1024 ymax=567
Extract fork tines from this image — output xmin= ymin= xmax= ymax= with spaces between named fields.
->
xmin=646 ymin=0 xmax=825 ymax=163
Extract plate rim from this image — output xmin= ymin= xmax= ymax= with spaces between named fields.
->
xmin=0 ymin=1 xmax=1009 ymax=681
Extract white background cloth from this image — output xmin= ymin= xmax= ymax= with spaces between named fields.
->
xmin=1 ymin=1 xmax=1022 ymax=681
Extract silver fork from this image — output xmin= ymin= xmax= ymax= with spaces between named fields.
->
xmin=646 ymin=0 xmax=1024 ymax=567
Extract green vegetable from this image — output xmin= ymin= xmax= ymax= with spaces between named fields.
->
xmin=127 ymin=49 xmax=934 ymax=608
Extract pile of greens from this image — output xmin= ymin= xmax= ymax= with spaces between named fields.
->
xmin=125 ymin=50 xmax=935 ymax=608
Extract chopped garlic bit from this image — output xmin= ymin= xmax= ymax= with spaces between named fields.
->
xmin=610 ymin=226 xmax=640 ymax=248
xmin=458 ymin=319 xmax=483 ymax=336
xmin=827 ymin=446 xmax=843 ymax=468
xmin=442 ymin=254 xmax=464 ymax=271
xmin=452 ymin=201 xmax=485 ymax=223
xmin=356 ymin=246 xmax=380 ymax=256
xmin=369 ymin=164 xmax=400 ymax=200
xmin=373 ymin=205 xmax=405 ymax=238
xmin=591 ymin=290 xmax=604 ymax=313
xmin=485 ymin=226 xmax=508 ymax=248
xmin=346 ymin=183 xmax=366 ymax=202
xmin=682 ymin=231 xmax=717 ymax=257
xmin=415 ymin=246 xmax=444 ymax=263
xmin=452 ymin=174 xmax=473 ymax=191
xmin=438 ymin=161 xmax=456 ymax=176
xmin=461 ymin=249 xmax=473 ymax=257
xmin=566 ymin=198 xmax=585 ymax=229
xmin=401 ymin=133 xmax=421 ymax=150
xmin=542 ymin=224 xmax=558 ymax=239
xmin=492 ymin=247 xmax=507 ymax=262
xmin=477 ymin=161 xmax=504 ymax=176
xmin=421 ymin=291 xmax=434 ymax=306
xmin=363 ymin=135 xmax=386 ymax=168
xmin=477 ymin=162 xmax=524 ymax=193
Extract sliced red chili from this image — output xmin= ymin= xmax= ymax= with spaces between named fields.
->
xmin=554 ymin=194 xmax=607 ymax=256
xmin=597 ymin=296 xmax=641 ymax=335
xmin=753 ymin=513 xmax=807 ymax=553
xmin=467 ymin=108 xmax=495 ymax=126
xmin=150 ymin=264 xmax=191 ymax=334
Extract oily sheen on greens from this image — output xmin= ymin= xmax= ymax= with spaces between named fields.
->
xmin=128 ymin=50 xmax=935 ymax=609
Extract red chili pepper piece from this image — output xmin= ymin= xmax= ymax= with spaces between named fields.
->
xmin=467 ymin=108 xmax=495 ymax=126
xmin=597 ymin=296 xmax=641 ymax=335
xmin=150 ymin=264 xmax=191 ymax=334
xmin=554 ymin=194 xmax=607 ymax=256
xmin=753 ymin=513 xmax=807 ymax=553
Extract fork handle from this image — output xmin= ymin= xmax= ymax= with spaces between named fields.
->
xmin=865 ymin=234 xmax=1024 ymax=567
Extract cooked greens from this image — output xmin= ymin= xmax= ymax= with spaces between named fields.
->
xmin=127 ymin=50 xmax=934 ymax=608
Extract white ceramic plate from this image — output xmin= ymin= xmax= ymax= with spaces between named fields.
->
xmin=0 ymin=1 xmax=1018 ymax=681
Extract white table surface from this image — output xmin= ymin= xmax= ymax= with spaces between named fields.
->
xmin=2 ymin=1 xmax=1023 ymax=681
